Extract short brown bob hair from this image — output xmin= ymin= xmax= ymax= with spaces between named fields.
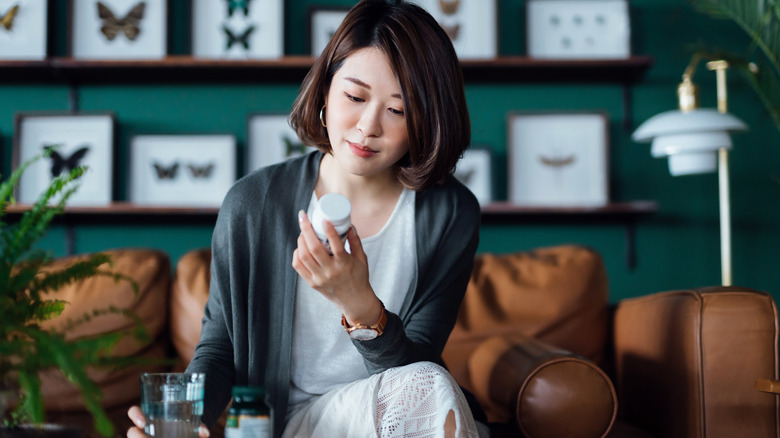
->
xmin=289 ymin=0 xmax=470 ymax=192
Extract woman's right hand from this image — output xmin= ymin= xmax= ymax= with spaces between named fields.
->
xmin=127 ymin=405 xmax=210 ymax=438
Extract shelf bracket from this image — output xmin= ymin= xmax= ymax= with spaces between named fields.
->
xmin=624 ymin=221 xmax=637 ymax=269
xmin=622 ymin=83 xmax=633 ymax=131
xmin=64 ymin=223 xmax=77 ymax=256
xmin=68 ymin=83 xmax=79 ymax=113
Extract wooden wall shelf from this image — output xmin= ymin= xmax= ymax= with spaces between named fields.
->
xmin=0 ymin=56 xmax=653 ymax=84
xmin=5 ymin=200 xmax=657 ymax=222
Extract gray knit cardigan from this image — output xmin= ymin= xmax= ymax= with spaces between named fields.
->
xmin=186 ymin=151 xmax=480 ymax=436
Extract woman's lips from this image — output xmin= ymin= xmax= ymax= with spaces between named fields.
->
xmin=348 ymin=141 xmax=377 ymax=158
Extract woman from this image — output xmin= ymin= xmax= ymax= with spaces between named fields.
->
xmin=128 ymin=0 xmax=482 ymax=436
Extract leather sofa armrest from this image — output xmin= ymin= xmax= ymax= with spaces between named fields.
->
xmin=613 ymin=286 xmax=779 ymax=438
xmin=756 ymin=379 xmax=780 ymax=395
xmin=468 ymin=334 xmax=617 ymax=438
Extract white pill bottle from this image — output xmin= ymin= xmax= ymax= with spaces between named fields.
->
xmin=311 ymin=193 xmax=352 ymax=254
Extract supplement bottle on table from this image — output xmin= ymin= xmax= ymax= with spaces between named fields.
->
xmin=225 ymin=386 xmax=272 ymax=438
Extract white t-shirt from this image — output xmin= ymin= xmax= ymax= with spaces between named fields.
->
xmin=287 ymin=189 xmax=417 ymax=417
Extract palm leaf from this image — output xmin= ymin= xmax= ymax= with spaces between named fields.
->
xmin=690 ymin=0 xmax=780 ymax=136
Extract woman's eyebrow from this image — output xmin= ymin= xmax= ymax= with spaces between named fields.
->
xmin=345 ymin=77 xmax=402 ymax=99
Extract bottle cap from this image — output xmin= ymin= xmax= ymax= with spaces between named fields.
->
xmin=232 ymin=386 xmax=266 ymax=403
xmin=318 ymin=193 xmax=351 ymax=227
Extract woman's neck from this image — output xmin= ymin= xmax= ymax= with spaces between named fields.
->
xmin=315 ymin=153 xmax=403 ymax=203
xmin=315 ymin=153 xmax=405 ymax=238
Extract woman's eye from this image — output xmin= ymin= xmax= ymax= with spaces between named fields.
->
xmin=389 ymin=108 xmax=405 ymax=117
xmin=345 ymin=93 xmax=364 ymax=102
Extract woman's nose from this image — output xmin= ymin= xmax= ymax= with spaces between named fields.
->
xmin=356 ymin=106 xmax=382 ymax=137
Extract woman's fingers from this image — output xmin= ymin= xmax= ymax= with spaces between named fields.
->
xmin=126 ymin=405 xmax=209 ymax=438
xmin=345 ymin=225 xmax=365 ymax=261
xmin=324 ymin=219 xmax=349 ymax=257
xmin=126 ymin=405 xmax=146 ymax=438
xmin=127 ymin=427 xmax=146 ymax=438
xmin=298 ymin=210 xmax=331 ymax=261
xmin=127 ymin=405 xmax=145 ymax=428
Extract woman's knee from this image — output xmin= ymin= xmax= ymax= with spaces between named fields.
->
xmin=391 ymin=361 xmax=458 ymax=387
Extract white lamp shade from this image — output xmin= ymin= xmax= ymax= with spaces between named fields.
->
xmin=632 ymin=108 xmax=747 ymax=176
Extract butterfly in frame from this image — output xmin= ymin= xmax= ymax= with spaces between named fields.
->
xmin=226 ymin=0 xmax=251 ymax=17
xmin=539 ymin=154 xmax=576 ymax=168
xmin=152 ymin=161 xmax=179 ymax=180
xmin=43 ymin=144 xmax=90 ymax=178
xmin=438 ymin=0 xmax=460 ymax=15
xmin=1 ymin=4 xmax=19 ymax=31
xmin=222 ymin=24 xmax=256 ymax=50
xmin=187 ymin=162 xmax=215 ymax=179
xmin=97 ymin=1 xmax=146 ymax=41
xmin=283 ymin=136 xmax=307 ymax=158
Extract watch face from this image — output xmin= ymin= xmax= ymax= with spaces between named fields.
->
xmin=349 ymin=328 xmax=378 ymax=341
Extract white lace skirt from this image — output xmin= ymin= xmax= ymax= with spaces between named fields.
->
xmin=282 ymin=361 xmax=484 ymax=438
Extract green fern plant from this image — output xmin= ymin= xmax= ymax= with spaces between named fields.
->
xmin=689 ymin=0 xmax=780 ymax=136
xmin=0 ymin=150 xmax=147 ymax=437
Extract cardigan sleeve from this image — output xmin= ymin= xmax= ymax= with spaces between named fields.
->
xmin=351 ymin=178 xmax=481 ymax=373
xmin=185 ymin=183 xmax=244 ymax=428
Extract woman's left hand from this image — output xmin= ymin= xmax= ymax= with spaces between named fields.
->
xmin=292 ymin=210 xmax=381 ymax=324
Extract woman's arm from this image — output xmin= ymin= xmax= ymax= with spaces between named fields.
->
xmin=353 ymin=181 xmax=481 ymax=372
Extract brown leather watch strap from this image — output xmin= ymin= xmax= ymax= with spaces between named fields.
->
xmin=341 ymin=302 xmax=387 ymax=338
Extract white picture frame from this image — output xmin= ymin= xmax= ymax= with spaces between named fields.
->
xmin=191 ymin=0 xmax=283 ymax=59
xmin=14 ymin=112 xmax=115 ymax=207
xmin=129 ymin=134 xmax=236 ymax=208
xmin=70 ymin=0 xmax=167 ymax=60
xmin=308 ymin=7 xmax=349 ymax=57
xmin=0 ymin=0 xmax=48 ymax=60
xmin=454 ymin=147 xmax=493 ymax=206
xmin=508 ymin=112 xmax=609 ymax=207
xmin=406 ymin=0 xmax=498 ymax=59
xmin=526 ymin=0 xmax=631 ymax=59
xmin=246 ymin=113 xmax=313 ymax=174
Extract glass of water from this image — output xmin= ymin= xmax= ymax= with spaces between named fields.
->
xmin=140 ymin=373 xmax=205 ymax=438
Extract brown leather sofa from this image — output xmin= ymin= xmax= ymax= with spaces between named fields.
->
xmin=30 ymin=246 xmax=780 ymax=438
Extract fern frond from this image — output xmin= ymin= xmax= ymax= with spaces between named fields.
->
xmin=15 ymin=370 xmax=43 ymax=423
xmin=3 ymin=166 xmax=84 ymax=266
xmin=44 ymin=334 xmax=116 ymax=437
xmin=27 ymin=253 xmax=112 ymax=295
xmin=0 ymin=151 xmax=47 ymax=219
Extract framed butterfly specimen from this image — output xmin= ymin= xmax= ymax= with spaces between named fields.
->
xmin=13 ymin=112 xmax=115 ymax=207
xmin=129 ymin=134 xmax=236 ymax=207
xmin=526 ymin=0 xmax=631 ymax=60
xmin=405 ymin=0 xmax=498 ymax=59
xmin=69 ymin=0 xmax=167 ymax=59
xmin=0 ymin=0 xmax=48 ymax=60
xmin=246 ymin=113 xmax=313 ymax=175
xmin=454 ymin=147 xmax=493 ymax=207
xmin=307 ymin=7 xmax=349 ymax=57
xmin=190 ymin=0 xmax=282 ymax=59
xmin=507 ymin=112 xmax=609 ymax=207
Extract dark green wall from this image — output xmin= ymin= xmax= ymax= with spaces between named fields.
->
xmin=1 ymin=0 xmax=778 ymax=304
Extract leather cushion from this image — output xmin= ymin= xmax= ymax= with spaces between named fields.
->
xmin=613 ymin=287 xmax=779 ymax=438
xmin=36 ymin=248 xmax=171 ymax=411
xmin=443 ymin=245 xmax=608 ymax=391
xmin=170 ymin=248 xmax=212 ymax=367
xmin=468 ymin=334 xmax=617 ymax=437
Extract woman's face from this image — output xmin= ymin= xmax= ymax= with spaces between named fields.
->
xmin=324 ymin=47 xmax=410 ymax=180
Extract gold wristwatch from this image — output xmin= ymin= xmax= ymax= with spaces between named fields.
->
xmin=341 ymin=304 xmax=387 ymax=341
